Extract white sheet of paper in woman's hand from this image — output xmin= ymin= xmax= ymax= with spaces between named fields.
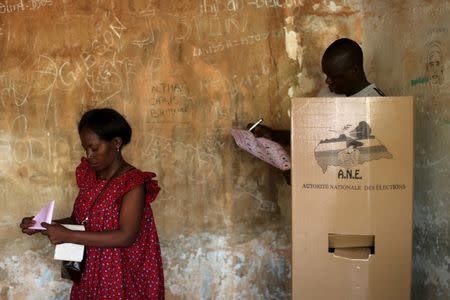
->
xmin=29 ymin=200 xmax=54 ymax=230
xmin=230 ymin=129 xmax=291 ymax=170
xmin=54 ymin=224 xmax=85 ymax=262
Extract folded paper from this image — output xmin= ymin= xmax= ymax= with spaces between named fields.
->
xmin=30 ymin=200 xmax=55 ymax=230
xmin=230 ymin=128 xmax=291 ymax=170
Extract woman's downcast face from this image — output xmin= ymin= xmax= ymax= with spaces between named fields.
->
xmin=79 ymin=127 xmax=117 ymax=172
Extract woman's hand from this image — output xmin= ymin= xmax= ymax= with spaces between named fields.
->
xmin=20 ymin=217 xmax=39 ymax=235
xmin=41 ymin=223 xmax=71 ymax=245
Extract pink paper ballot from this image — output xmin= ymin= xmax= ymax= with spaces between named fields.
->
xmin=230 ymin=128 xmax=291 ymax=170
xmin=30 ymin=200 xmax=55 ymax=230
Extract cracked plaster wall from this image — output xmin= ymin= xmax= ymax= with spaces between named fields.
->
xmin=362 ymin=1 xmax=450 ymax=299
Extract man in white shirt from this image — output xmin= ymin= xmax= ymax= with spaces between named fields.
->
xmin=247 ymin=38 xmax=385 ymax=184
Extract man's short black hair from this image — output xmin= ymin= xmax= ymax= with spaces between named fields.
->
xmin=78 ymin=108 xmax=132 ymax=146
xmin=322 ymin=38 xmax=364 ymax=68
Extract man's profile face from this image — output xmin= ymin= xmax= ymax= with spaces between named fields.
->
xmin=322 ymin=56 xmax=353 ymax=95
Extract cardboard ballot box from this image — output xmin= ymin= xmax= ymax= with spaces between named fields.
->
xmin=291 ymin=97 xmax=413 ymax=300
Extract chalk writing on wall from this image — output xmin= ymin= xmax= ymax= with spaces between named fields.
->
xmin=193 ymin=29 xmax=284 ymax=56
xmin=0 ymin=0 xmax=53 ymax=14
xmin=199 ymin=0 xmax=302 ymax=15
xmin=412 ymin=1 xmax=450 ymax=17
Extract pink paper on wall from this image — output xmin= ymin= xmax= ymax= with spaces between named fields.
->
xmin=230 ymin=128 xmax=291 ymax=170
xmin=30 ymin=200 xmax=55 ymax=230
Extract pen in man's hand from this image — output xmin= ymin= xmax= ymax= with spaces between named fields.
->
xmin=248 ymin=118 xmax=263 ymax=132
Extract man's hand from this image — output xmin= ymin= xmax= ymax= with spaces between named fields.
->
xmin=246 ymin=123 xmax=273 ymax=139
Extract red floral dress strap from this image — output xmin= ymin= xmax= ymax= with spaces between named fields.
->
xmin=143 ymin=171 xmax=160 ymax=204
xmin=116 ymin=170 xmax=160 ymax=205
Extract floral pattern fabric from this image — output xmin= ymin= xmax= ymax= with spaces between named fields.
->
xmin=71 ymin=158 xmax=164 ymax=299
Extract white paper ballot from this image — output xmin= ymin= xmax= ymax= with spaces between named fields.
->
xmin=54 ymin=224 xmax=85 ymax=262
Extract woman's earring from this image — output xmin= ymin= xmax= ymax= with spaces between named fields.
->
xmin=116 ymin=147 xmax=120 ymax=152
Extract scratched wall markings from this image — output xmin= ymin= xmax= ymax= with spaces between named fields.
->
xmin=412 ymin=0 xmax=450 ymax=17
xmin=199 ymin=0 xmax=243 ymax=15
xmin=33 ymin=15 xmax=130 ymax=113
xmin=246 ymin=0 xmax=303 ymax=9
xmin=146 ymin=82 xmax=194 ymax=121
xmin=0 ymin=0 xmax=52 ymax=14
xmin=0 ymin=78 xmax=30 ymax=109
xmin=193 ymin=28 xmax=285 ymax=56
xmin=199 ymin=0 xmax=302 ymax=15
xmin=199 ymin=63 xmax=271 ymax=100
xmin=130 ymin=9 xmax=196 ymax=48
xmin=141 ymin=133 xmax=222 ymax=185
xmin=194 ymin=12 xmax=249 ymax=40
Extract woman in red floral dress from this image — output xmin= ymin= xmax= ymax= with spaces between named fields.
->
xmin=21 ymin=108 xmax=164 ymax=299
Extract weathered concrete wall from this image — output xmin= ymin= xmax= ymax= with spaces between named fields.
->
xmin=362 ymin=1 xmax=450 ymax=299
xmin=0 ymin=1 xmax=363 ymax=299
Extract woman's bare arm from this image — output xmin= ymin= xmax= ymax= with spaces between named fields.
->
xmin=42 ymin=184 xmax=145 ymax=247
